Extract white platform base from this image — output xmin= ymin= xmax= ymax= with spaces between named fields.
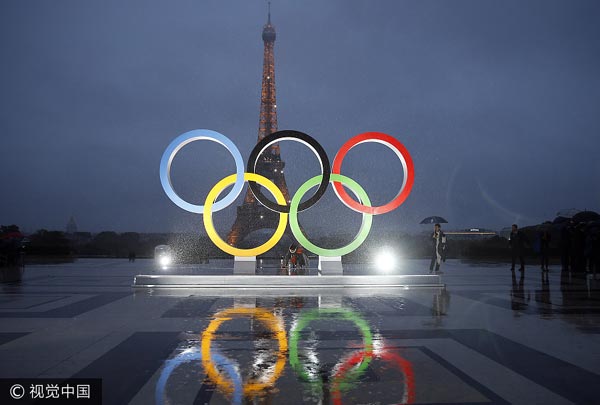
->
xmin=233 ymin=256 xmax=256 ymax=275
xmin=318 ymin=295 xmax=343 ymax=308
xmin=133 ymin=274 xmax=443 ymax=288
xmin=234 ymin=297 xmax=256 ymax=308
xmin=318 ymin=256 xmax=343 ymax=275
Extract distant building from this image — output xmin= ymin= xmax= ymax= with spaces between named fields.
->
xmin=66 ymin=216 xmax=78 ymax=235
xmin=499 ymin=227 xmax=512 ymax=239
xmin=444 ymin=228 xmax=498 ymax=240
xmin=73 ymin=232 xmax=92 ymax=244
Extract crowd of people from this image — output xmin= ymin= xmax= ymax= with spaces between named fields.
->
xmin=504 ymin=222 xmax=600 ymax=276
xmin=436 ymin=220 xmax=600 ymax=276
xmin=560 ymin=221 xmax=600 ymax=276
xmin=0 ymin=225 xmax=25 ymax=268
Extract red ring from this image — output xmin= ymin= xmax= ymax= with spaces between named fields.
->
xmin=332 ymin=132 xmax=414 ymax=215
xmin=331 ymin=349 xmax=415 ymax=405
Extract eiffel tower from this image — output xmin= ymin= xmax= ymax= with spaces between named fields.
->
xmin=226 ymin=5 xmax=295 ymax=249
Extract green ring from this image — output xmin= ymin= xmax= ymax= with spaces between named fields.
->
xmin=289 ymin=174 xmax=373 ymax=257
xmin=288 ymin=308 xmax=373 ymax=394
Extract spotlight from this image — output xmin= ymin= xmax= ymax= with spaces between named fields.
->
xmin=375 ymin=249 xmax=396 ymax=272
xmin=155 ymin=245 xmax=174 ymax=268
xmin=159 ymin=256 xmax=172 ymax=267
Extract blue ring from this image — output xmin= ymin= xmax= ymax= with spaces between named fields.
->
xmin=155 ymin=347 xmax=243 ymax=405
xmin=159 ymin=129 xmax=245 ymax=213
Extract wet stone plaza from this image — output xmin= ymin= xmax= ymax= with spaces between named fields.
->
xmin=0 ymin=259 xmax=599 ymax=404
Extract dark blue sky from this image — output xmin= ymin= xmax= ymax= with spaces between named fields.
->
xmin=1 ymin=0 xmax=599 ymax=235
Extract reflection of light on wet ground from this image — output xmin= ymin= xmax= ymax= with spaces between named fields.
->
xmin=155 ymin=297 xmax=421 ymax=404
xmin=332 ymin=349 xmax=415 ymax=405
xmin=200 ymin=307 xmax=288 ymax=401
xmin=143 ymin=262 xmax=600 ymax=404
xmin=7 ymin=259 xmax=600 ymax=404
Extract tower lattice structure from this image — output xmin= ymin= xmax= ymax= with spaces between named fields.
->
xmin=226 ymin=6 xmax=294 ymax=248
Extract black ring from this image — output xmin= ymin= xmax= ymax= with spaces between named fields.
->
xmin=246 ymin=130 xmax=331 ymax=213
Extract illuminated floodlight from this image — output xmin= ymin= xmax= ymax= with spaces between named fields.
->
xmin=374 ymin=249 xmax=397 ymax=272
xmin=155 ymin=244 xmax=174 ymax=268
xmin=158 ymin=256 xmax=173 ymax=269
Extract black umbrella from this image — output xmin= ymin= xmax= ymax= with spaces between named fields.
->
xmin=572 ymin=211 xmax=600 ymax=223
xmin=552 ymin=216 xmax=570 ymax=225
xmin=533 ymin=221 xmax=553 ymax=231
xmin=420 ymin=216 xmax=448 ymax=224
xmin=585 ymin=220 xmax=600 ymax=232
xmin=556 ymin=208 xmax=580 ymax=218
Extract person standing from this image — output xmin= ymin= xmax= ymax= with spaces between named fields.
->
xmin=571 ymin=223 xmax=586 ymax=274
xmin=590 ymin=230 xmax=600 ymax=278
xmin=539 ymin=230 xmax=551 ymax=272
xmin=283 ymin=243 xmax=307 ymax=275
xmin=560 ymin=223 xmax=572 ymax=271
xmin=509 ymin=224 xmax=527 ymax=272
xmin=429 ymin=223 xmax=447 ymax=273
xmin=584 ymin=229 xmax=599 ymax=277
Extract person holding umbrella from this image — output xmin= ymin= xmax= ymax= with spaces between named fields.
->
xmin=429 ymin=223 xmax=447 ymax=273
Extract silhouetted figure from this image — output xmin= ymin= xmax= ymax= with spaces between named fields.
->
xmin=128 ymin=251 xmax=136 ymax=262
xmin=509 ymin=224 xmax=527 ymax=272
xmin=283 ymin=244 xmax=307 ymax=275
xmin=560 ymin=224 xmax=572 ymax=271
xmin=429 ymin=223 xmax=447 ymax=273
xmin=594 ymin=232 xmax=600 ymax=278
xmin=539 ymin=230 xmax=551 ymax=272
xmin=571 ymin=224 xmax=586 ymax=275
xmin=585 ymin=230 xmax=599 ymax=278
xmin=0 ymin=225 xmax=25 ymax=283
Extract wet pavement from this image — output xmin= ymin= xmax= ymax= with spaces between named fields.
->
xmin=0 ymin=258 xmax=599 ymax=404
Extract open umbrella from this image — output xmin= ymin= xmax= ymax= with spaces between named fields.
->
xmin=572 ymin=211 xmax=600 ymax=223
xmin=534 ymin=221 xmax=553 ymax=231
xmin=420 ymin=216 xmax=448 ymax=225
xmin=585 ymin=220 xmax=600 ymax=232
xmin=556 ymin=208 xmax=581 ymax=218
xmin=553 ymin=216 xmax=570 ymax=225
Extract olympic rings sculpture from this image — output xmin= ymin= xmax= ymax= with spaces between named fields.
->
xmin=160 ymin=128 xmax=414 ymax=257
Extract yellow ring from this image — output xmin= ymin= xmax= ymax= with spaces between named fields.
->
xmin=201 ymin=307 xmax=288 ymax=395
xmin=203 ymin=173 xmax=288 ymax=256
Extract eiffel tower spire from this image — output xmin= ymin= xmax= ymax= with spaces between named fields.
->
xmin=226 ymin=5 xmax=294 ymax=248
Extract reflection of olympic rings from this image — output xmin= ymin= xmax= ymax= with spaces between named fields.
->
xmin=201 ymin=308 xmax=287 ymax=396
xmin=289 ymin=308 xmax=373 ymax=392
xmin=160 ymin=129 xmax=414 ymax=256
xmin=331 ymin=349 xmax=415 ymax=405
xmin=155 ymin=347 xmax=242 ymax=405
